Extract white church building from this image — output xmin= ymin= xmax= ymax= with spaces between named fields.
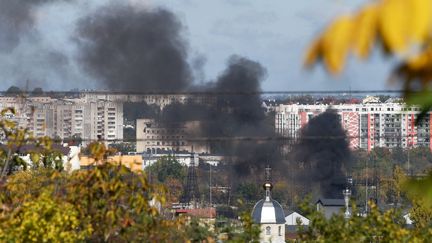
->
xmin=251 ymin=166 xmax=286 ymax=243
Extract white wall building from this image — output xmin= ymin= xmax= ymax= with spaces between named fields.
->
xmin=275 ymin=99 xmax=430 ymax=151
xmin=285 ymin=211 xmax=310 ymax=226
xmin=141 ymin=152 xmax=223 ymax=168
xmin=0 ymin=96 xmax=123 ymax=143
xmin=316 ymin=198 xmax=347 ymax=219
xmin=136 ymin=118 xmax=209 ymax=154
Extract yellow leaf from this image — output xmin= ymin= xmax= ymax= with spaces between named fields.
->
xmin=378 ymin=0 xmax=410 ymax=52
xmin=408 ymin=0 xmax=432 ymax=42
xmin=322 ymin=15 xmax=354 ymax=74
xmin=30 ymin=153 xmax=40 ymax=164
xmin=304 ymin=38 xmax=323 ymax=67
xmin=406 ymin=46 xmax=432 ymax=70
xmin=353 ymin=4 xmax=379 ymax=58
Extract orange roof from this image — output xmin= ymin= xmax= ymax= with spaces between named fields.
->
xmin=80 ymin=155 xmax=143 ymax=172
xmin=175 ymin=208 xmax=216 ymax=218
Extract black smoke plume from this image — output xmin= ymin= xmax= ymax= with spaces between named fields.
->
xmin=293 ymin=110 xmax=350 ymax=198
xmin=208 ymin=56 xmax=285 ymax=179
xmin=0 ymin=0 xmax=69 ymax=51
xmin=158 ymin=56 xmax=284 ymax=177
xmin=76 ymin=4 xmax=192 ymax=92
xmin=212 ymin=56 xmax=270 ymax=134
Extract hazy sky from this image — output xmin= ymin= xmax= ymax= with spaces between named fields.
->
xmin=0 ymin=0 xmax=400 ymax=91
xmin=156 ymin=0 xmax=399 ymax=91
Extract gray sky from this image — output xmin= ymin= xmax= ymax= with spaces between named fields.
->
xmin=156 ymin=0 xmax=398 ymax=91
xmin=0 ymin=0 xmax=399 ymax=91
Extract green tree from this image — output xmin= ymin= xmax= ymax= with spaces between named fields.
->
xmin=185 ymin=218 xmax=215 ymax=242
xmin=0 ymin=190 xmax=91 ymax=242
xmin=146 ymin=156 xmax=186 ymax=183
xmin=298 ymin=198 xmax=432 ymax=242
xmin=109 ymin=142 xmax=135 ymax=154
xmin=63 ymin=134 xmax=82 ymax=146
xmin=0 ymin=108 xmax=31 ymax=178
xmin=218 ymin=211 xmax=261 ymax=243
xmin=5 ymin=86 xmax=22 ymax=96
xmin=31 ymin=87 xmax=44 ymax=96
xmin=0 ymin=163 xmax=189 ymax=242
xmin=236 ymin=182 xmax=260 ymax=203
xmin=410 ymin=198 xmax=432 ymax=228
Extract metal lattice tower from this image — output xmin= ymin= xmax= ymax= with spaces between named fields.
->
xmin=180 ymin=154 xmax=200 ymax=207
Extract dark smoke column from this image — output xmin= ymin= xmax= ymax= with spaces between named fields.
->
xmin=75 ymin=4 xmax=192 ymax=92
xmin=205 ymin=56 xmax=285 ymax=177
xmin=294 ymin=110 xmax=350 ymax=198
xmin=209 ymin=56 xmax=269 ymax=138
xmin=0 ymin=0 xmax=63 ymax=51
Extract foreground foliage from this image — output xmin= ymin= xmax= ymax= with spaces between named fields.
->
xmin=299 ymin=202 xmax=432 ymax=242
xmin=0 ymin=164 xmax=186 ymax=242
xmin=305 ymin=0 xmax=432 ymax=114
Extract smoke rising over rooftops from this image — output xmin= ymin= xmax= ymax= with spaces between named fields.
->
xmin=293 ymin=110 xmax=351 ymax=197
xmin=76 ymin=4 xmax=192 ymax=92
xmin=0 ymin=1 xmax=349 ymax=193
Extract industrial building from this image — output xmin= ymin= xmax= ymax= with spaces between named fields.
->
xmin=136 ymin=118 xmax=210 ymax=154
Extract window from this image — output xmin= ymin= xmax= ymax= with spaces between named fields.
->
xmin=266 ymin=226 xmax=271 ymax=235
xmin=278 ymin=225 xmax=282 ymax=236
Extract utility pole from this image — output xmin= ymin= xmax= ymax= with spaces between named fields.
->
xmin=209 ymin=164 xmax=212 ymax=208
xmin=407 ymin=146 xmax=411 ymax=176
xmin=365 ymin=156 xmax=369 ymax=214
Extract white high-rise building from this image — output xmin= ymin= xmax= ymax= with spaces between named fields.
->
xmin=275 ymin=98 xmax=430 ymax=151
xmin=0 ymin=96 xmax=123 ymax=143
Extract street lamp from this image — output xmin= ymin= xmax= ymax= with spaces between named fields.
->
xmin=343 ymin=187 xmax=352 ymax=219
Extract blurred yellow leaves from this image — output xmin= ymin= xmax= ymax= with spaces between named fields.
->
xmin=305 ymin=0 xmax=432 ymax=75
xmin=354 ymin=5 xmax=379 ymax=58
xmin=305 ymin=15 xmax=354 ymax=73
xmin=410 ymin=0 xmax=432 ymax=42
xmin=324 ymin=15 xmax=354 ymax=73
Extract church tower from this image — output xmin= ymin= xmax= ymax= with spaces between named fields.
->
xmin=251 ymin=166 xmax=286 ymax=243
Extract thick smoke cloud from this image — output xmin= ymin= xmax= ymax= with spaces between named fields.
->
xmin=0 ymin=1 xmax=348 ymax=196
xmin=210 ymin=56 xmax=269 ymax=136
xmin=160 ymin=56 xmax=269 ymax=133
xmin=76 ymin=4 xmax=192 ymax=92
xmin=157 ymin=56 xmax=283 ymax=177
xmin=206 ymin=56 xmax=283 ymax=177
xmin=0 ymin=0 xmax=68 ymax=51
xmin=293 ymin=110 xmax=350 ymax=198
xmin=0 ymin=0 xmax=85 ymax=90
xmin=76 ymin=3 xmax=284 ymax=179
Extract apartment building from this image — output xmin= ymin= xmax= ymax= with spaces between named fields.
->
xmin=136 ymin=118 xmax=210 ymax=154
xmin=0 ymin=96 xmax=123 ymax=142
xmin=81 ymin=93 xmax=189 ymax=108
xmin=275 ymin=99 xmax=431 ymax=151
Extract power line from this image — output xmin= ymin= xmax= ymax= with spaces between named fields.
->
xmin=0 ymin=90 xmax=406 ymax=96
xmin=35 ymin=134 xmax=432 ymax=143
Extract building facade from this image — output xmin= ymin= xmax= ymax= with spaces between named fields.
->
xmin=0 ymin=96 xmax=123 ymax=142
xmin=275 ymin=100 xmax=431 ymax=151
xmin=136 ymin=118 xmax=210 ymax=154
xmin=80 ymin=93 xmax=215 ymax=109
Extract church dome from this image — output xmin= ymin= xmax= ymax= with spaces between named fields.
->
xmin=251 ymin=166 xmax=285 ymax=224
xmin=252 ymin=198 xmax=286 ymax=224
